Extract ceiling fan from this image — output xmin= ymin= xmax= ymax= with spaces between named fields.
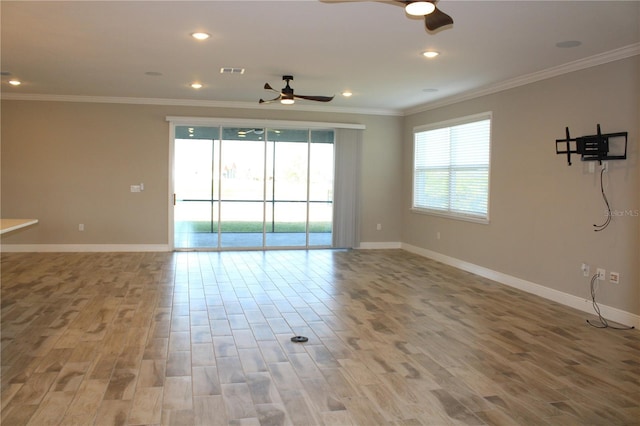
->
xmin=259 ymin=75 xmax=334 ymax=105
xmin=322 ymin=0 xmax=453 ymax=32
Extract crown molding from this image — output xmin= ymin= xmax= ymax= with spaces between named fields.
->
xmin=403 ymin=43 xmax=640 ymax=116
xmin=2 ymin=44 xmax=637 ymax=118
xmin=0 ymin=93 xmax=401 ymax=117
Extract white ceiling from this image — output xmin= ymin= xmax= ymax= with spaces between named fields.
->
xmin=1 ymin=1 xmax=639 ymax=115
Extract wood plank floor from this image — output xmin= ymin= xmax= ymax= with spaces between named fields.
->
xmin=1 ymin=249 xmax=639 ymax=425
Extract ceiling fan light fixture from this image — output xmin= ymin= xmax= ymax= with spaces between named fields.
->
xmin=280 ymin=98 xmax=295 ymax=105
xmin=405 ymin=1 xmax=435 ymax=16
xmin=422 ymin=50 xmax=439 ymax=58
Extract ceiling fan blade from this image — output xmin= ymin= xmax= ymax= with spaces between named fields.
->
xmin=259 ymin=94 xmax=282 ymax=104
xmin=424 ymin=6 xmax=453 ymax=31
xmin=264 ymin=83 xmax=280 ymax=92
xmin=294 ymin=94 xmax=335 ymax=103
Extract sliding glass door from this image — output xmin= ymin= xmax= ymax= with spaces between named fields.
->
xmin=308 ymin=130 xmax=334 ymax=246
xmin=173 ymin=125 xmax=334 ymax=250
xmin=173 ymin=127 xmax=219 ymax=249
xmin=219 ymin=128 xmax=265 ymax=248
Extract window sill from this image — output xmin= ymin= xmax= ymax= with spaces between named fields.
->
xmin=410 ymin=208 xmax=489 ymax=225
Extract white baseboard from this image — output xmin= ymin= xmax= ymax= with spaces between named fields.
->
xmin=402 ymin=243 xmax=639 ymax=329
xmin=358 ymin=241 xmax=402 ymax=249
xmin=1 ymin=244 xmax=170 ymax=253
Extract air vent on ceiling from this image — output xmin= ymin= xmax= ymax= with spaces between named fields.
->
xmin=220 ymin=67 xmax=245 ymax=75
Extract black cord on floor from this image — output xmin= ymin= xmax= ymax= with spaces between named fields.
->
xmin=586 ymin=273 xmax=635 ymax=330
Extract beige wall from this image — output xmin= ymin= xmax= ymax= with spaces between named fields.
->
xmin=403 ymin=56 xmax=639 ymax=314
xmin=2 ymin=56 xmax=637 ymax=316
xmin=0 ymin=102 xmax=403 ymax=246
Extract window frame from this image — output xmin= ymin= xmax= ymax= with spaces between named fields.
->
xmin=411 ymin=112 xmax=492 ymax=224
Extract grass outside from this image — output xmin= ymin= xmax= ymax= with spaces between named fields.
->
xmin=178 ymin=221 xmax=332 ymax=233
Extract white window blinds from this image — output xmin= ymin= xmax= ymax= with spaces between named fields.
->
xmin=413 ymin=113 xmax=491 ymax=222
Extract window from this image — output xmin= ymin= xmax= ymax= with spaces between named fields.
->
xmin=412 ymin=112 xmax=491 ymax=223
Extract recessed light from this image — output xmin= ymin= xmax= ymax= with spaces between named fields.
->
xmin=191 ymin=82 xmax=203 ymax=89
xmin=422 ymin=51 xmax=439 ymax=58
xmin=8 ymin=79 xmax=21 ymax=86
xmin=556 ymin=40 xmax=582 ymax=48
xmin=342 ymin=91 xmax=353 ymax=97
xmin=191 ymin=32 xmax=210 ymax=41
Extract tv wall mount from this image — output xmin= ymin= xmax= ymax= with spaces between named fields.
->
xmin=555 ymin=124 xmax=627 ymax=166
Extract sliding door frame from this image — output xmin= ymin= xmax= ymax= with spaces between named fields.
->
xmin=167 ymin=117 xmax=365 ymax=251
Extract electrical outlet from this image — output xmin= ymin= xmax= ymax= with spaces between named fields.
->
xmin=596 ymin=268 xmax=606 ymax=281
xmin=581 ymin=263 xmax=590 ymax=277
xmin=376 ymin=223 xmax=382 ymax=231
xmin=610 ymin=271 xmax=620 ymax=284
xmin=79 ymin=224 xmax=85 ymax=231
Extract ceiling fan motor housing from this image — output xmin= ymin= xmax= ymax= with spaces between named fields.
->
xmin=281 ymin=76 xmax=294 ymax=100
xmin=282 ymin=86 xmax=294 ymax=96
